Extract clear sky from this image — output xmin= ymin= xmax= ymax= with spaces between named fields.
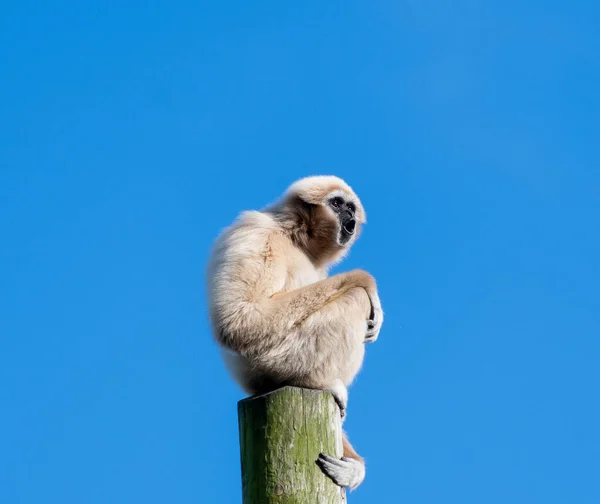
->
xmin=1 ymin=1 xmax=599 ymax=503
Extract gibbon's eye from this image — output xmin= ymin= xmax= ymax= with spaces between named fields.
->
xmin=347 ymin=202 xmax=356 ymax=213
xmin=330 ymin=197 xmax=344 ymax=209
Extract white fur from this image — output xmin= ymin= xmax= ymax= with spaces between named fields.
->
xmin=206 ymin=176 xmax=383 ymax=490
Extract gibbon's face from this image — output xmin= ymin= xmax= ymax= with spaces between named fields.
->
xmin=283 ymin=176 xmax=366 ymax=260
xmin=325 ymin=192 xmax=358 ymax=246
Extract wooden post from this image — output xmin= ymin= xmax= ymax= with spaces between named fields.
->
xmin=238 ymin=386 xmax=347 ymax=504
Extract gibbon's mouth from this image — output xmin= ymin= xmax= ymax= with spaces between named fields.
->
xmin=343 ymin=219 xmax=356 ymax=235
xmin=338 ymin=216 xmax=356 ymax=245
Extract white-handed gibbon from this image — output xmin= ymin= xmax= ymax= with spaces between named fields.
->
xmin=206 ymin=175 xmax=383 ymax=490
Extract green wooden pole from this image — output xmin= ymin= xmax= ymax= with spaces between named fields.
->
xmin=238 ymin=386 xmax=346 ymax=504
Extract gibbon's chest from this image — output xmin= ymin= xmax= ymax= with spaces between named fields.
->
xmin=283 ymin=247 xmax=324 ymax=290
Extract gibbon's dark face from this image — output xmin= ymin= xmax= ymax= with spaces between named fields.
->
xmin=327 ymin=195 xmax=357 ymax=245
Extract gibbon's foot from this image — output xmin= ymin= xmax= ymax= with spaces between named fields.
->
xmin=326 ymin=379 xmax=348 ymax=419
xmin=316 ymin=453 xmax=366 ymax=490
xmin=334 ymin=395 xmax=347 ymax=419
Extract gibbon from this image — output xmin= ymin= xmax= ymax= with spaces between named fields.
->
xmin=206 ymin=175 xmax=383 ymax=490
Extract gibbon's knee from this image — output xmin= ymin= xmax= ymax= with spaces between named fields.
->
xmin=299 ymin=286 xmax=370 ymax=342
xmin=346 ymin=269 xmax=377 ymax=293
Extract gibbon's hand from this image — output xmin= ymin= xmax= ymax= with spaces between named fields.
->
xmin=364 ymin=289 xmax=383 ymax=343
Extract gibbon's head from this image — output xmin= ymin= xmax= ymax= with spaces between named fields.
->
xmin=279 ymin=175 xmax=367 ymax=264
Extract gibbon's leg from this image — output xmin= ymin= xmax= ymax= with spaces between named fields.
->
xmin=255 ymin=285 xmax=372 ymax=394
xmin=269 ymin=284 xmax=372 ymax=489
xmin=248 ymin=278 xmax=374 ymax=490
xmin=327 ymin=378 xmax=348 ymax=418
xmin=226 ymin=270 xmax=381 ymax=358
xmin=316 ymin=433 xmax=366 ymax=490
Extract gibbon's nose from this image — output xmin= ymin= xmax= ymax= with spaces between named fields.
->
xmin=343 ymin=218 xmax=356 ymax=235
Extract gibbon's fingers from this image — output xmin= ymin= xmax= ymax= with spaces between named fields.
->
xmin=364 ymin=290 xmax=383 ymax=343
xmin=364 ymin=323 xmax=378 ymax=343
xmin=316 ymin=454 xmax=366 ymax=490
xmin=364 ymin=312 xmax=382 ymax=343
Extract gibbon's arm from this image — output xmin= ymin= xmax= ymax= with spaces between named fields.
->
xmin=264 ymin=269 xmax=378 ymax=326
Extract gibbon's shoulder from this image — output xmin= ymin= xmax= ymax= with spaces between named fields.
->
xmin=236 ymin=209 xmax=279 ymax=230
xmin=224 ymin=210 xmax=280 ymax=242
xmin=210 ymin=210 xmax=279 ymax=260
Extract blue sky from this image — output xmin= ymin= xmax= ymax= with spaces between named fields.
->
xmin=1 ymin=1 xmax=599 ymax=503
